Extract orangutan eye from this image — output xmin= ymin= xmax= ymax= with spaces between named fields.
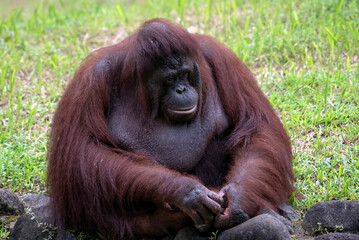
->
xmin=166 ymin=76 xmax=174 ymax=83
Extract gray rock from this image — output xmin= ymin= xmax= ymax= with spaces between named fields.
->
xmin=174 ymin=226 xmax=208 ymax=240
xmin=20 ymin=193 xmax=53 ymax=224
xmin=11 ymin=198 xmax=75 ymax=240
xmin=0 ymin=189 xmax=24 ymax=215
xmin=259 ymin=208 xmax=294 ymax=234
xmin=280 ymin=204 xmax=300 ymax=221
xmin=55 ymin=230 xmax=77 ymax=240
xmin=10 ymin=214 xmax=56 ymax=240
xmin=11 ymin=194 xmax=58 ymax=239
xmin=302 ymin=200 xmax=359 ymax=233
xmin=315 ymin=233 xmax=359 ymax=240
xmin=217 ymin=214 xmax=291 ymax=240
xmin=20 ymin=193 xmax=50 ymax=210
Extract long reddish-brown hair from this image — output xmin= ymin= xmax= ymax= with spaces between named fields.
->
xmin=48 ymin=18 xmax=295 ymax=238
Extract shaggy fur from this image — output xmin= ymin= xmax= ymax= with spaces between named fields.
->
xmin=48 ymin=19 xmax=295 ymax=239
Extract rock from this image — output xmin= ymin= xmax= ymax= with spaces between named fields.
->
xmin=10 ymin=214 xmax=56 ymax=240
xmin=315 ymin=233 xmax=359 ymax=240
xmin=11 ymin=203 xmax=75 ymax=240
xmin=302 ymin=200 xmax=359 ymax=233
xmin=174 ymin=226 xmax=208 ymax=240
xmin=193 ymin=223 xmax=212 ymax=233
xmin=1 ymin=191 xmax=76 ymax=240
xmin=11 ymin=194 xmax=59 ymax=239
xmin=259 ymin=208 xmax=294 ymax=234
xmin=280 ymin=204 xmax=300 ymax=221
xmin=20 ymin=194 xmax=53 ymax=224
xmin=0 ymin=189 xmax=24 ymax=215
xmin=217 ymin=214 xmax=291 ymax=240
xmin=55 ymin=230 xmax=77 ymax=240
xmin=20 ymin=193 xmax=50 ymax=210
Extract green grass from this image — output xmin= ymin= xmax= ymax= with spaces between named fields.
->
xmin=1 ymin=0 xmax=358 ymax=238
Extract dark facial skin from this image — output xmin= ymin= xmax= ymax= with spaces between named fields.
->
xmin=147 ymin=56 xmax=201 ymax=122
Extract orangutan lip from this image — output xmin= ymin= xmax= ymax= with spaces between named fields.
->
xmin=168 ymin=105 xmax=197 ymax=115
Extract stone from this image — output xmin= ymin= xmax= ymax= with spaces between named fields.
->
xmin=315 ymin=233 xmax=359 ymax=240
xmin=302 ymin=200 xmax=359 ymax=233
xmin=217 ymin=214 xmax=291 ymax=240
xmin=22 ymin=194 xmax=54 ymax=224
xmin=10 ymin=214 xmax=55 ymax=240
xmin=20 ymin=193 xmax=50 ymax=210
xmin=10 ymin=200 xmax=75 ymax=240
xmin=259 ymin=207 xmax=294 ymax=234
xmin=11 ymin=194 xmax=59 ymax=239
xmin=0 ymin=189 xmax=24 ymax=215
xmin=280 ymin=204 xmax=300 ymax=221
xmin=0 ymin=191 xmax=77 ymax=240
xmin=174 ymin=226 xmax=208 ymax=240
xmin=55 ymin=230 xmax=77 ymax=240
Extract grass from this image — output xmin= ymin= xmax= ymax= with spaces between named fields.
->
xmin=0 ymin=0 xmax=358 ymax=238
